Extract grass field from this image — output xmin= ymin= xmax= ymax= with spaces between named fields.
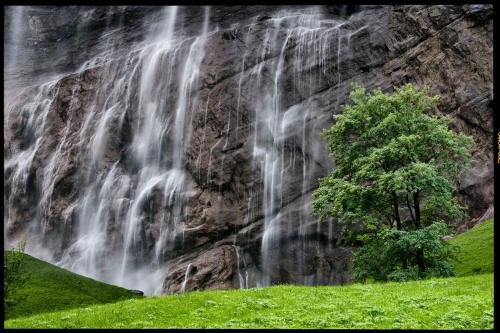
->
xmin=4 ymin=252 xmax=142 ymax=320
xmin=5 ymin=273 xmax=493 ymax=329
xmin=450 ymin=219 xmax=494 ymax=276
xmin=4 ymin=219 xmax=494 ymax=329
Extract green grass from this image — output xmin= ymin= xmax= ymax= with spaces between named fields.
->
xmin=5 ymin=219 xmax=494 ymax=328
xmin=4 ymin=252 xmax=142 ymax=320
xmin=5 ymin=273 xmax=493 ymax=329
xmin=450 ymin=219 xmax=494 ymax=276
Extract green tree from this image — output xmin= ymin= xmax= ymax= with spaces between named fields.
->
xmin=312 ymin=84 xmax=473 ymax=281
xmin=4 ymin=241 xmax=29 ymax=307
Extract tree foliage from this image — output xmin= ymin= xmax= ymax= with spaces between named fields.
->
xmin=353 ymin=222 xmax=457 ymax=282
xmin=312 ymin=84 xmax=473 ymax=281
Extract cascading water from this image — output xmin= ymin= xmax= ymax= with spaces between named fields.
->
xmin=4 ymin=6 xmax=25 ymax=76
xmin=5 ymin=6 xmax=212 ymax=295
xmin=4 ymin=5 xmax=371 ymax=294
xmin=67 ymin=7 xmax=210 ymax=294
xmin=180 ymin=263 xmax=193 ymax=292
xmin=241 ymin=9 xmax=351 ymax=286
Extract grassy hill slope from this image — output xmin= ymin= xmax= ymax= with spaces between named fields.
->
xmin=5 ymin=273 xmax=493 ymax=329
xmin=450 ymin=219 xmax=494 ymax=276
xmin=5 ymin=219 xmax=493 ymax=328
xmin=4 ymin=252 xmax=142 ymax=320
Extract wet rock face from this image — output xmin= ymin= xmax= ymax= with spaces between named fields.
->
xmin=4 ymin=7 xmax=149 ymax=88
xmin=385 ymin=5 xmax=494 ymax=222
xmin=4 ymin=5 xmax=492 ymax=294
xmin=164 ymin=245 xmax=237 ymax=293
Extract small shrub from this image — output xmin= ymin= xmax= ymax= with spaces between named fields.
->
xmin=354 ymin=222 xmax=455 ymax=282
xmin=387 ymin=266 xmax=421 ymax=282
xmin=4 ymin=241 xmax=29 ymax=307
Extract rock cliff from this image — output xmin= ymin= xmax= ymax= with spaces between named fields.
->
xmin=4 ymin=5 xmax=493 ymax=294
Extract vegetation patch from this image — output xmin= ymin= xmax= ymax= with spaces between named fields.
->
xmin=5 ymin=274 xmax=493 ymax=329
xmin=4 ymin=252 xmax=141 ymax=320
xmin=450 ymin=219 xmax=494 ymax=276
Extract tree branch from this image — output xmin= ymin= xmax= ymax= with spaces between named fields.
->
xmin=385 ymin=215 xmax=393 ymax=228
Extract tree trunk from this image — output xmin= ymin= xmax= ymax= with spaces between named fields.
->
xmin=392 ymin=191 xmax=402 ymax=230
xmin=413 ymin=191 xmax=421 ymax=228
xmin=413 ymin=191 xmax=425 ymax=272
xmin=392 ymin=191 xmax=407 ymax=269
xmin=416 ymin=249 xmax=425 ymax=273
xmin=406 ymin=193 xmax=416 ymax=224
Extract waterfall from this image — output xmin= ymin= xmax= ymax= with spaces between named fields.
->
xmin=4 ymin=6 xmax=212 ymax=295
xmin=233 ymin=244 xmax=248 ymax=289
xmin=4 ymin=5 xmax=365 ymax=294
xmin=81 ymin=6 xmax=209 ymax=294
xmin=180 ymin=263 xmax=193 ymax=292
xmin=5 ymin=7 xmax=25 ymax=68
xmin=245 ymin=9 xmax=348 ymax=286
